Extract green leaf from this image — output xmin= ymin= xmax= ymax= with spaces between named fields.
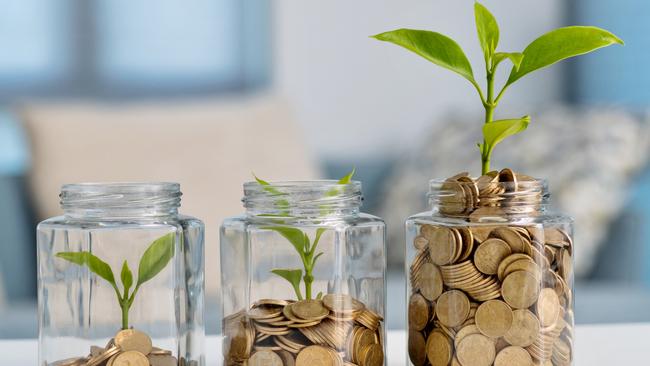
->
xmin=253 ymin=173 xmax=291 ymax=214
xmin=493 ymin=52 xmax=524 ymax=70
xmin=263 ymin=226 xmax=309 ymax=257
xmin=271 ymin=268 xmax=304 ymax=300
xmin=56 ymin=251 xmax=117 ymax=287
xmin=137 ymin=233 xmax=175 ymax=287
xmin=475 ymin=2 xmax=499 ymax=59
xmin=337 ymin=168 xmax=356 ymax=184
xmin=482 ymin=116 xmax=531 ymax=153
xmin=316 ymin=292 xmax=323 ymax=300
xmin=507 ymin=26 xmax=623 ymax=85
xmin=120 ymin=260 xmax=133 ymax=296
xmin=309 ymin=228 xmax=327 ymax=258
xmin=372 ymin=29 xmax=476 ymax=84
xmin=312 ymin=252 xmax=325 ymax=269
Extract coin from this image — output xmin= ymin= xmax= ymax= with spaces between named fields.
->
xmin=494 ymin=346 xmax=533 ymax=366
xmin=322 ymin=294 xmax=364 ymax=314
xmin=414 ymin=235 xmax=429 ymax=250
xmin=408 ymin=331 xmax=427 ymax=366
xmin=417 ymin=263 xmax=444 ymax=301
xmin=249 ymin=350 xmax=283 ymax=366
xmin=296 ymin=345 xmax=339 ymax=366
xmin=456 ymin=333 xmax=496 ymax=366
xmin=537 ymin=288 xmax=561 ymax=328
xmin=428 ymin=227 xmax=457 ymax=265
xmin=436 ymin=290 xmax=470 ymax=328
xmin=504 ymin=309 xmax=540 ymax=347
xmin=248 ymin=306 xmax=283 ymax=320
xmin=425 ymin=330 xmax=452 ymax=366
xmin=358 ymin=343 xmax=383 ymax=366
xmin=112 ymin=351 xmax=149 ymax=366
xmin=277 ymin=350 xmax=296 ymax=366
xmin=475 ymin=300 xmax=514 ymax=338
xmin=502 ymin=270 xmax=540 ymax=309
xmin=114 ymin=329 xmax=153 ymax=355
xmin=408 ymin=293 xmax=430 ymax=331
xmin=291 ymin=300 xmax=330 ymax=321
xmin=474 ymin=238 xmax=512 ymax=275
xmin=87 ymin=346 xmax=120 ymax=366
xmin=492 ymin=227 xmax=527 ymax=253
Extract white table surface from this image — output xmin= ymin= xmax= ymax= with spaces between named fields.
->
xmin=5 ymin=323 xmax=649 ymax=365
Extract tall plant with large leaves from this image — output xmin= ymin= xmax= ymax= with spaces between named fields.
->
xmin=373 ymin=2 xmax=623 ymax=174
xmin=56 ymin=232 xmax=176 ymax=330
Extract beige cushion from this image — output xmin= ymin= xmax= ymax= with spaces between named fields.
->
xmin=20 ymin=94 xmax=320 ymax=296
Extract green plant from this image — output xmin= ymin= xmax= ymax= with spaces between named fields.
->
xmin=56 ymin=232 xmax=176 ymax=330
xmin=255 ymin=170 xmax=355 ymax=300
xmin=372 ymin=2 xmax=623 ymax=174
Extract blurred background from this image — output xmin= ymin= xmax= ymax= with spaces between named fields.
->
xmin=2 ymin=0 xmax=650 ymax=337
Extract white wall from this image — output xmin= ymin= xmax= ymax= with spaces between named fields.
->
xmin=272 ymin=0 xmax=565 ymax=160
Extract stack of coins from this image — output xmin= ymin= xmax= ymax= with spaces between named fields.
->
xmin=223 ymin=294 xmax=385 ymax=366
xmin=410 ymin=171 xmax=573 ymax=366
xmin=49 ymin=329 xmax=186 ymax=366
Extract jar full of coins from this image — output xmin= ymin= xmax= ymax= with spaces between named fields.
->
xmin=405 ymin=170 xmax=574 ymax=366
xmin=221 ymin=180 xmax=386 ymax=366
xmin=37 ymin=183 xmax=205 ymax=366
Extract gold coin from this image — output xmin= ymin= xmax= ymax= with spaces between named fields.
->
xmin=456 ymin=227 xmax=475 ymax=261
xmin=537 ymin=288 xmax=561 ymax=328
xmin=249 ymin=350 xmax=284 ymax=366
xmin=504 ymin=309 xmax=540 ymax=347
xmin=291 ymin=300 xmax=329 ymax=321
xmin=255 ymin=299 xmax=290 ymax=307
xmin=502 ymin=270 xmax=540 ymax=309
xmin=420 ymin=224 xmax=437 ymax=239
xmin=418 ymin=263 xmax=444 ymax=301
xmin=414 ymin=235 xmax=429 ymax=250
xmin=322 ymin=294 xmax=365 ymax=314
xmin=497 ymin=254 xmax=534 ymax=281
xmin=492 ymin=227 xmax=527 ymax=253
xmin=470 ymin=226 xmax=494 ymax=243
xmin=503 ymin=258 xmax=542 ymax=282
xmin=359 ymin=343 xmax=383 ymax=366
xmin=248 ymin=306 xmax=283 ymax=320
xmin=559 ymin=249 xmax=573 ymax=281
xmin=474 ymin=238 xmax=512 ymax=275
xmin=87 ymin=346 xmax=120 ymax=366
xmin=148 ymin=355 xmax=178 ymax=366
xmin=149 ymin=347 xmax=172 ymax=356
xmin=425 ymin=330 xmax=452 ymax=366
xmin=436 ymin=290 xmax=470 ymax=328
xmin=408 ymin=293 xmax=430 ymax=331
xmin=498 ymin=168 xmax=518 ymax=191
xmin=114 ymin=329 xmax=153 ymax=355
xmin=295 ymin=345 xmax=338 ymax=366
xmin=494 ymin=346 xmax=533 ymax=366
xmin=408 ymin=331 xmax=427 ymax=366
xmin=456 ymin=333 xmax=496 ymax=366
xmin=90 ymin=345 xmax=104 ymax=357
xmin=428 ymin=227 xmax=457 ymax=265
xmin=112 ymin=351 xmax=149 ymax=366
xmin=475 ymin=300 xmax=514 ymax=338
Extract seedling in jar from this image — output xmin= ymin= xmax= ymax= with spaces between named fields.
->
xmin=372 ymin=2 xmax=623 ymax=174
xmin=56 ymin=232 xmax=176 ymax=330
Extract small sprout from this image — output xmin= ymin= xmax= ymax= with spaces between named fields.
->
xmin=56 ymin=233 xmax=176 ymax=330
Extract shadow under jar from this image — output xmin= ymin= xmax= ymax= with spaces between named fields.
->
xmin=220 ymin=180 xmax=386 ymax=366
xmin=405 ymin=171 xmax=574 ymax=366
xmin=37 ymin=183 xmax=205 ymax=366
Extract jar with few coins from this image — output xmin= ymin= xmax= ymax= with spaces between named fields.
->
xmin=405 ymin=170 xmax=574 ymax=366
xmin=220 ymin=180 xmax=386 ymax=366
xmin=37 ymin=183 xmax=205 ymax=366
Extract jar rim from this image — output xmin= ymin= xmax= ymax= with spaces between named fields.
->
xmin=60 ymin=182 xmax=182 ymax=219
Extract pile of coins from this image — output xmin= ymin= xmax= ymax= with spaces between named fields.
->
xmin=409 ymin=171 xmax=573 ymax=366
xmin=224 ymin=294 xmax=384 ymax=366
xmin=50 ymin=329 xmax=185 ymax=366
xmin=437 ymin=169 xmax=544 ymax=218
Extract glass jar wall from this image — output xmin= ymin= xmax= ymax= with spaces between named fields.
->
xmin=405 ymin=171 xmax=574 ymax=366
xmin=221 ymin=180 xmax=386 ymax=366
xmin=37 ymin=183 xmax=205 ymax=366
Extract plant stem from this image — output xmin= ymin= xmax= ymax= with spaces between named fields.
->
xmin=304 ymin=272 xmax=313 ymax=300
xmin=121 ymin=301 xmax=129 ymax=330
xmin=481 ymin=68 xmax=496 ymax=175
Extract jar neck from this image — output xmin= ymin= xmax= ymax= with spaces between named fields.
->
xmin=60 ymin=183 xmax=181 ymax=220
xmin=428 ymin=173 xmax=550 ymax=220
xmin=243 ymin=180 xmax=362 ymax=222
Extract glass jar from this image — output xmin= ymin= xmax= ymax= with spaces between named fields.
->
xmin=405 ymin=171 xmax=574 ymax=366
xmin=37 ymin=183 xmax=205 ymax=366
xmin=220 ymin=180 xmax=386 ymax=366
